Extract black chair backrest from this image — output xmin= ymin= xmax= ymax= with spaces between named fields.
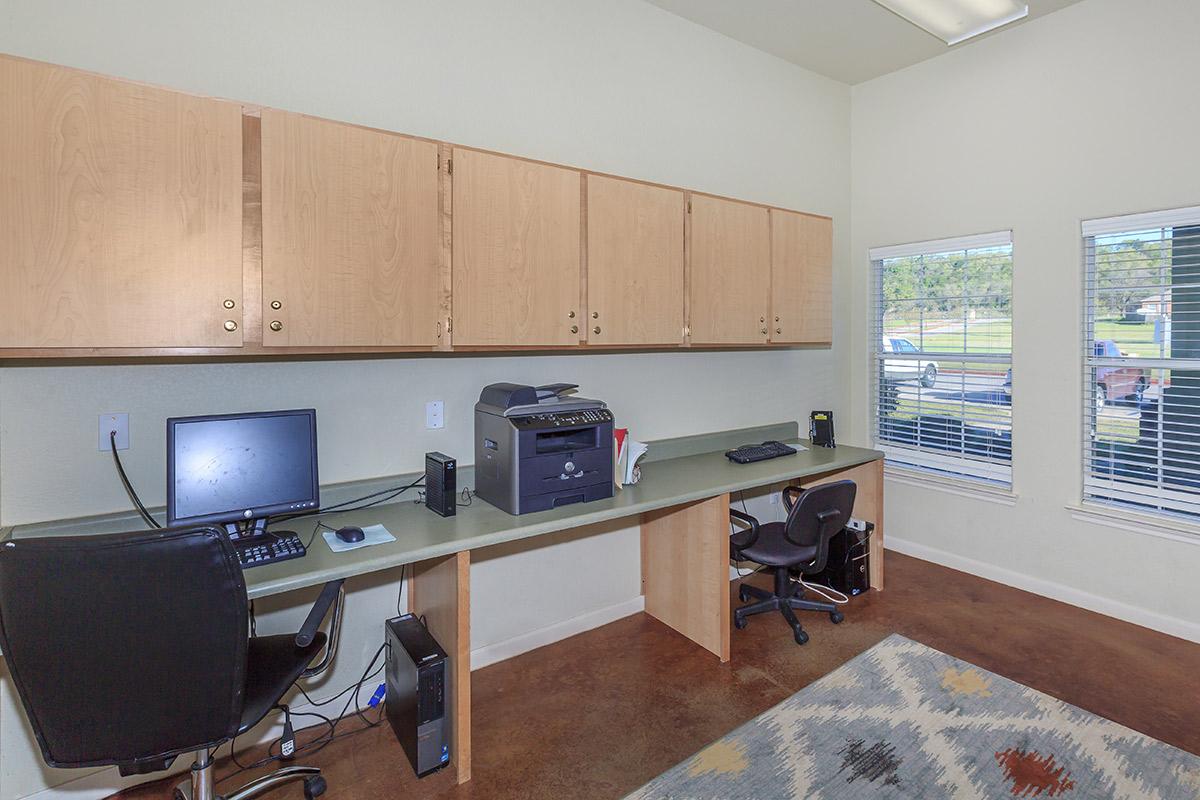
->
xmin=0 ymin=526 xmax=248 ymax=769
xmin=784 ymin=480 xmax=857 ymax=572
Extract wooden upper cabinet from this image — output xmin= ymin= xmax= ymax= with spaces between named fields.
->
xmin=0 ymin=56 xmax=243 ymax=348
xmin=260 ymin=110 xmax=441 ymax=348
xmin=687 ymin=194 xmax=770 ymax=345
xmin=770 ymin=210 xmax=833 ymax=344
xmin=451 ymin=149 xmax=581 ymax=346
xmin=586 ymin=176 xmax=685 ymax=346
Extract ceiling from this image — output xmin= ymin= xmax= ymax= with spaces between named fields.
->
xmin=644 ymin=0 xmax=1086 ymax=84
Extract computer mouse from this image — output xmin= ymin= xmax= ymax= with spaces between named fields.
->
xmin=335 ymin=525 xmax=366 ymax=544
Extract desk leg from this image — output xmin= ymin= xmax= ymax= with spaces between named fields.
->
xmin=805 ymin=458 xmax=884 ymax=590
xmin=641 ymin=494 xmax=731 ymax=662
xmin=410 ymin=550 xmax=471 ymax=783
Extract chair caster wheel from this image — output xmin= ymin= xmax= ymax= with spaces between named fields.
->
xmin=734 ymin=615 xmax=748 ymax=630
xmin=793 ymin=628 xmax=809 ymax=645
xmin=304 ymin=775 xmax=327 ymax=800
xmin=738 ymin=585 xmax=752 ymax=603
xmin=830 ymin=611 xmax=844 ymax=624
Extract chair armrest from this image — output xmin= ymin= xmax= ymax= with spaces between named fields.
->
xmin=728 ymin=507 xmax=760 ymax=548
xmin=782 ymin=485 xmax=803 ymax=512
xmin=296 ymin=579 xmax=344 ymax=648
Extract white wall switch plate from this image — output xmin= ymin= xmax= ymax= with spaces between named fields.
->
xmin=769 ymin=491 xmax=781 ymax=505
xmin=99 ymin=413 xmax=129 ymax=451
xmin=425 ymin=400 xmax=444 ymax=430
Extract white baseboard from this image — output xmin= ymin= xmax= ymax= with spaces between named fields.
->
xmin=886 ymin=535 xmax=1200 ymax=644
xmin=470 ymin=595 xmax=646 ymax=670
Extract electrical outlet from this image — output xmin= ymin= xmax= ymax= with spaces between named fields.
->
xmin=425 ymin=400 xmax=444 ymax=430
xmin=98 ymin=413 xmax=129 ymax=451
xmin=770 ymin=491 xmax=781 ymax=505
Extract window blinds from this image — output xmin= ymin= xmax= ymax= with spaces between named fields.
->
xmin=1083 ymin=206 xmax=1200 ymax=522
xmin=871 ymin=232 xmax=1013 ymax=485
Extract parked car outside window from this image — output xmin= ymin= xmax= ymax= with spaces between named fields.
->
xmin=881 ymin=337 xmax=939 ymax=389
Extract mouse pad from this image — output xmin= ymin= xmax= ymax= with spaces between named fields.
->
xmin=322 ymin=523 xmax=396 ymax=553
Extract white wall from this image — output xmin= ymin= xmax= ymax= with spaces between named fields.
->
xmin=849 ymin=0 xmax=1200 ymax=641
xmin=0 ymin=2 xmax=851 ymax=798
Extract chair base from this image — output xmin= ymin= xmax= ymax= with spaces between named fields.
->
xmin=733 ymin=568 xmax=844 ymax=645
xmin=172 ymin=751 xmax=325 ymax=800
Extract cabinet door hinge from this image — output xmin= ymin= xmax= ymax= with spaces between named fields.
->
xmin=447 ymin=316 xmax=453 ymax=333
xmin=686 ymin=200 xmax=692 ymax=213
xmin=447 ymin=158 xmax=453 ymax=176
xmin=437 ymin=320 xmax=443 ymax=338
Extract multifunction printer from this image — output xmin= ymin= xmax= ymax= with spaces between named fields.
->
xmin=474 ymin=383 xmax=614 ymax=515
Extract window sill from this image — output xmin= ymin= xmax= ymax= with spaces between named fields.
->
xmin=883 ymin=466 xmax=1017 ymax=506
xmin=1067 ymin=502 xmax=1200 ymax=547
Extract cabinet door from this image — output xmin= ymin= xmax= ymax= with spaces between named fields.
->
xmin=260 ymin=110 xmax=441 ymax=347
xmin=0 ymin=56 xmax=243 ymax=348
xmin=688 ymin=195 xmax=770 ymax=344
xmin=452 ymin=149 xmax=580 ymax=346
xmin=770 ymin=210 xmax=832 ymax=344
xmin=586 ymin=176 xmax=684 ymax=346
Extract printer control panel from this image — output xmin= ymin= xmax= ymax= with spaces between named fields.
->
xmin=511 ymin=408 xmax=613 ymax=429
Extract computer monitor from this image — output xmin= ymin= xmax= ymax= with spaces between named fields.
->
xmin=166 ymin=409 xmax=319 ymax=534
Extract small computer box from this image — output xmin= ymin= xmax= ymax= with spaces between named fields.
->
xmin=385 ymin=614 xmax=451 ymax=776
xmin=424 ymin=452 xmax=456 ymax=517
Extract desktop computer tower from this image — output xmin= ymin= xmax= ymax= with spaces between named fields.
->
xmin=385 ymin=614 xmax=451 ymax=776
xmin=424 ymin=452 xmax=456 ymax=517
xmin=808 ymin=521 xmax=872 ymax=596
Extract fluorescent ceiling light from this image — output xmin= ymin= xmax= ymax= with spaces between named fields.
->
xmin=872 ymin=0 xmax=1029 ymax=45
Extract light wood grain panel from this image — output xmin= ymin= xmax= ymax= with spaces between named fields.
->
xmin=770 ymin=210 xmax=832 ymax=344
xmin=586 ymin=175 xmax=685 ymax=345
xmin=803 ymin=458 xmax=884 ymax=590
xmin=260 ymin=110 xmax=440 ymax=347
xmin=641 ymin=494 xmax=731 ymax=662
xmin=410 ymin=550 xmax=472 ymax=783
xmin=688 ymin=195 xmax=770 ymax=344
xmin=451 ymin=148 xmax=581 ymax=346
xmin=0 ymin=55 xmax=243 ymax=348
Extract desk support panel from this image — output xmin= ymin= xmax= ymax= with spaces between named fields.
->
xmin=640 ymin=494 xmax=731 ymax=663
xmin=410 ymin=550 xmax=471 ymax=784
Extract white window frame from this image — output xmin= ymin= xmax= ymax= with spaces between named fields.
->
xmin=1082 ymin=205 xmax=1200 ymax=524
xmin=870 ymin=231 xmax=1013 ymax=487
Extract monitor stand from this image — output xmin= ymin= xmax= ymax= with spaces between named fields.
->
xmin=223 ymin=518 xmax=270 ymax=541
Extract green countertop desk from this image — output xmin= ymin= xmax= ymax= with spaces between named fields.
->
xmin=1 ymin=422 xmax=884 ymax=786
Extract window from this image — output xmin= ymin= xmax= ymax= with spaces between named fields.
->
xmin=871 ymin=232 xmax=1013 ymax=486
xmin=1083 ymin=206 xmax=1200 ymax=522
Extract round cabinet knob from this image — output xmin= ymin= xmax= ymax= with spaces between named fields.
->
xmin=570 ymin=325 xmax=579 ymax=334
xmin=775 ymin=316 xmax=780 ymax=322
xmin=223 ymin=320 xmax=238 ymax=332
xmin=271 ymin=300 xmax=283 ymax=310
xmin=760 ymin=316 xmax=765 ymax=323
xmin=223 ymin=298 xmax=236 ymax=309
xmin=593 ymin=326 xmax=601 ymax=335
xmin=269 ymin=320 xmax=283 ymax=332
xmin=565 ymin=460 xmax=576 ymax=472
xmin=568 ymin=310 xmax=576 ymax=319
xmin=761 ymin=327 xmax=768 ymax=335
xmin=775 ymin=327 xmax=782 ymax=334
xmin=592 ymin=311 xmax=599 ymax=319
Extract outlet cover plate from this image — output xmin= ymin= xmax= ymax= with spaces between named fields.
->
xmin=99 ymin=413 xmax=129 ymax=451
xmin=425 ymin=400 xmax=444 ymax=430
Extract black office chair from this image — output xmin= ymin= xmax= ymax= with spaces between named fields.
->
xmin=0 ymin=525 xmax=344 ymax=800
xmin=729 ymin=480 xmax=856 ymax=645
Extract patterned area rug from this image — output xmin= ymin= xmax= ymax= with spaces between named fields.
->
xmin=626 ymin=634 xmax=1200 ymax=799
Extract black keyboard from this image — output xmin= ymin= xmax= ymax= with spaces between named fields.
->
xmin=725 ymin=440 xmax=798 ymax=464
xmin=233 ymin=531 xmax=307 ymax=569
